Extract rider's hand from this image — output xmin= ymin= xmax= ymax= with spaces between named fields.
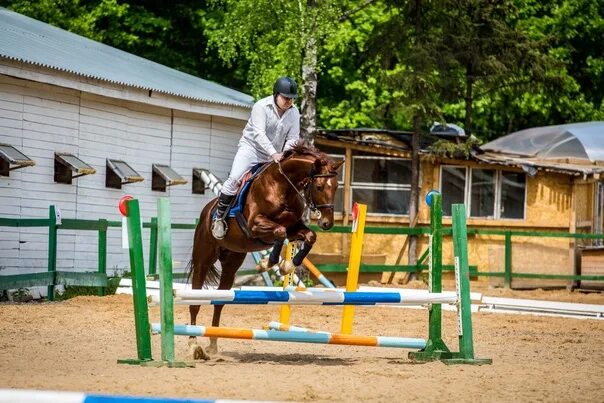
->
xmin=272 ymin=152 xmax=284 ymax=163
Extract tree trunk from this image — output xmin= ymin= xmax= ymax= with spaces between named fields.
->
xmin=300 ymin=1 xmax=318 ymax=143
xmin=464 ymin=64 xmax=474 ymax=136
xmin=407 ymin=0 xmax=422 ymax=273
xmin=408 ymin=116 xmax=421 ymax=271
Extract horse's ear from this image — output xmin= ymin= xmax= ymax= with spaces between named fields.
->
xmin=313 ymin=158 xmax=327 ymax=171
xmin=330 ymin=160 xmax=345 ymax=172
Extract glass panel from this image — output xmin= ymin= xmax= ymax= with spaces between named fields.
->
xmin=328 ymin=154 xmax=345 ymax=182
xmin=57 ymin=154 xmax=93 ymax=171
xmin=110 ymin=160 xmax=140 ymax=179
xmin=0 ymin=144 xmax=32 ymax=163
xmin=596 ymin=183 xmax=604 ymax=246
xmin=352 ymin=157 xmax=411 ymax=184
xmin=470 ymin=169 xmax=495 ymax=217
xmin=441 ymin=166 xmax=466 ymax=216
xmin=352 ymin=188 xmax=409 ymax=214
xmin=334 ymin=187 xmax=344 ymax=213
xmin=154 ymin=164 xmax=183 ymax=181
xmin=500 ymin=172 xmax=526 ymax=219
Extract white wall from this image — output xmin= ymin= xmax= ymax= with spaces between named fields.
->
xmin=0 ymin=74 xmax=249 ymax=286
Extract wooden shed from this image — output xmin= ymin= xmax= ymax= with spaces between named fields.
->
xmin=0 ymin=8 xmax=253 ymax=295
xmin=311 ymin=125 xmax=604 ymax=289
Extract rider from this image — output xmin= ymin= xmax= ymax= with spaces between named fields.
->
xmin=211 ymin=76 xmax=301 ymax=239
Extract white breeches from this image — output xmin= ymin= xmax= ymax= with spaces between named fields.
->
xmin=221 ymin=145 xmax=270 ymax=195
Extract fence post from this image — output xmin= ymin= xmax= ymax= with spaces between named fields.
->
xmin=119 ymin=198 xmax=153 ymax=363
xmin=148 ymin=217 xmax=158 ymax=277
xmin=47 ymin=205 xmax=58 ymax=301
xmin=97 ymin=219 xmax=108 ymax=296
xmin=426 ymin=193 xmax=448 ymax=351
xmin=504 ymin=231 xmax=512 ymax=288
xmin=157 ymin=199 xmax=175 ymax=363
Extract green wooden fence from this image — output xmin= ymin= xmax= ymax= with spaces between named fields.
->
xmin=1 ymin=205 xmax=604 ymax=300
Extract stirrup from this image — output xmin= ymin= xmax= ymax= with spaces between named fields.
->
xmin=211 ymin=218 xmax=228 ymax=240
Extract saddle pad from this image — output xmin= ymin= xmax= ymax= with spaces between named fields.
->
xmin=226 ymin=162 xmax=268 ymax=218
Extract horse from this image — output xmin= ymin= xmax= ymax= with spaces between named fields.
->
xmin=188 ymin=141 xmax=344 ymax=359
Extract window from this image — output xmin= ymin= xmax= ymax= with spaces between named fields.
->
xmin=441 ymin=166 xmax=466 ymax=216
xmin=192 ymin=168 xmax=206 ymax=195
xmin=470 ymin=169 xmax=496 ymax=217
xmin=0 ymin=143 xmax=35 ymax=176
xmin=440 ymin=166 xmax=526 ymax=219
xmin=327 ymin=154 xmax=345 ymax=213
xmin=152 ymin=164 xmax=187 ymax=192
xmin=352 ymin=156 xmax=411 ymax=215
xmin=500 ymin=172 xmax=526 ymax=219
xmin=54 ymin=153 xmax=96 ymax=184
xmin=106 ymin=159 xmax=143 ymax=189
xmin=192 ymin=168 xmax=222 ymax=195
xmin=595 ymin=182 xmax=604 ymax=246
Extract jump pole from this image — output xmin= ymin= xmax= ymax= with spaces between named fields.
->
xmin=152 ymin=323 xmax=427 ymax=349
xmin=341 ymin=202 xmax=367 ymax=334
xmin=124 ymin=196 xmax=490 ymax=364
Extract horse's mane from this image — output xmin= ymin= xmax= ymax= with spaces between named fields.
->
xmin=283 ymin=140 xmax=326 ymax=160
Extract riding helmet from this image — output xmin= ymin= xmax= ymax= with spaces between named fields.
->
xmin=273 ymin=77 xmax=298 ymax=99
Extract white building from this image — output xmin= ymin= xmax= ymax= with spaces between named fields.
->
xmin=0 ymin=7 xmax=253 ymax=295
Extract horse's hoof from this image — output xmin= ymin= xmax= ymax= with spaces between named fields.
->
xmin=279 ymin=260 xmax=295 ymax=275
xmin=206 ymin=343 xmax=218 ymax=355
xmin=189 ymin=343 xmax=210 ymax=360
xmin=256 ymin=258 xmax=272 ymax=272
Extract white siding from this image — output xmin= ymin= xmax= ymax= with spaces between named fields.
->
xmin=0 ymin=74 xmax=250 ymax=289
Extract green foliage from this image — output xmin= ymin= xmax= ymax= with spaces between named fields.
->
xmin=203 ymin=0 xmax=343 ymax=99
xmin=2 ymin=0 xmax=603 ymax=140
xmin=427 ymin=137 xmax=482 ymax=160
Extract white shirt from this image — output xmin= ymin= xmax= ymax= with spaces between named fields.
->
xmin=239 ymin=95 xmax=300 ymax=160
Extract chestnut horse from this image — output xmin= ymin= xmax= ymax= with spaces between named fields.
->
xmin=188 ymin=141 xmax=344 ymax=359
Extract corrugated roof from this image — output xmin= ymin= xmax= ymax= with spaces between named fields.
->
xmin=477 ymin=121 xmax=604 ymax=178
xmin=0 ymin=7 xmax=253 ymax=109
xmin=482 ymin=121 xmax=604 ymax=163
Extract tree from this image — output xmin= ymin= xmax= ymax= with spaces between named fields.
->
xmin=204 ymin=0 xmax=378 ymax=141
xmin=364 ymin=0 xmax=443 ymax=270
xmin=2 ymin=0 xmax=248 ymax=91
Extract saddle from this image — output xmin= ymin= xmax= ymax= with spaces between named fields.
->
xmin=214 ymin=162 xmax=273 ymax=243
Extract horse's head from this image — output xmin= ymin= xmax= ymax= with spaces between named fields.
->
xmin=307 ymin=156 xmax=345 ymax=231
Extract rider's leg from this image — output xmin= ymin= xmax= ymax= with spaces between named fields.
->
xmin=211 ymin=146 xmax=256 ymax=239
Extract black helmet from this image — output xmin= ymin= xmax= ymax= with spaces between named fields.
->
xmin=273 ymin=76 xmax=298 ymax=99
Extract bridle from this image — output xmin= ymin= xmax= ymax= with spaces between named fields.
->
xmin=277 ymin=158 xmax=338 ymax=215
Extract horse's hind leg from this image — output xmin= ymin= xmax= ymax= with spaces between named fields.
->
xmin=188 ymin=228 xmax=220 ymax=360
xmin=206 ymin=250 xmax=247 ymax=355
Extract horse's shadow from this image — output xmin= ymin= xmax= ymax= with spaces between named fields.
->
xmin=210 ymin=351 xmax=422 ymax=366
xmin=215 ymin=351 xmax=355 ymax=366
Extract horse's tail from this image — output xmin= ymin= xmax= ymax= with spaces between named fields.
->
xmin=185 ymin=258 xmax=221 ymax=287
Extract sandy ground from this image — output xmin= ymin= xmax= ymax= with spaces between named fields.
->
xmin=1 ymin=284 xmax=603 ymax=402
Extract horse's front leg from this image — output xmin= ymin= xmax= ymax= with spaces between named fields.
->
xmin=256 ymin=238 xmax=285 ymax=272
xmin=289 ymin=223 xmax=317 ymax=266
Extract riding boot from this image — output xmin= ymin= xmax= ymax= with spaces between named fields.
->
xmin=211 ymin=193 xmax=235 ymax=239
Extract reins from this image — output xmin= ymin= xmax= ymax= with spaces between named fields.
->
xmin=276 ymin=157 xmax=337 ymax=215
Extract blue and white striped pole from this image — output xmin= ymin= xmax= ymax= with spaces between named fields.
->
xmin=151 ymin=289 xmax=458 ymax=306
xmin=0 ymin=389 xmax=263 ymax=403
